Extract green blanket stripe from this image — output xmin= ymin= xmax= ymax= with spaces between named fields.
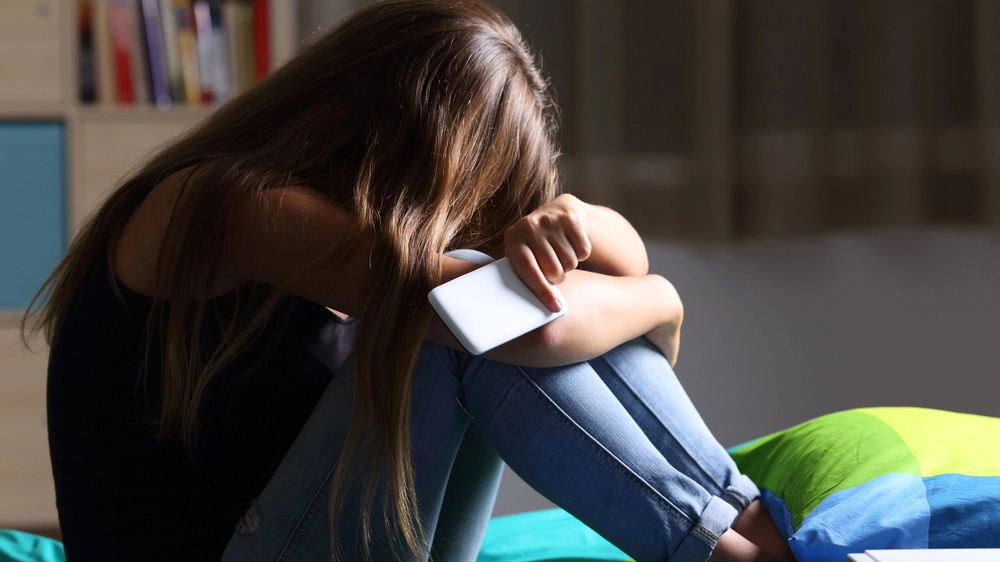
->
xmin=860 ymin=407 xmax=1000 ymax=478
xmin=729 ymin=409 xmax=920 ymax=529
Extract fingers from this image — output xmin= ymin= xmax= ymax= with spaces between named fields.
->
xmin=503 ymin=194 xmax=592 ymax=313
xmin=558 ymin=202 xmax=592 ymax=263
xmin=507 ymin=243 xmax=565 ymax=313
xmin=528 ymin=231 xmax=576 ymax=284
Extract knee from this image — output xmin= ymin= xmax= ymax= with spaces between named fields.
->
xmin=444 ymin=249 xmax=494 ymax=265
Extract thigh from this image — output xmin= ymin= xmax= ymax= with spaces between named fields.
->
xmin=220 ymin=343 xmax=479 ymax=562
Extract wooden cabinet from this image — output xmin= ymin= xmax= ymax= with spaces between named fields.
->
xmin=70 ymin=109 xmax=209 ymax=231
xmin=0 ymin=1 xmax=64 ymax=104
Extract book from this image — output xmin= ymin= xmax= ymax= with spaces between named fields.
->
xmin=237 ymin=1 xmax=254 ymax=91
xmin=139 ymin=0 xmax=172 ymax=108
xmin=194 ymin=0 xmax=230 ymax=103
xmin=193 ymin=0 xmax=214 ymax=103
xmin=222 ymin=0 xmax=253 ymax=97
xmin=222 ymin=1 xmax=240 ymax=98
xmin=78 ymin=1 xmax=96 ymax=103
xmin=109 ymin=1 xmax=135 ymax=104
xmin=91 ymin=0 xmax=117 ymax=105
xmin=252 ymin=0 xmax=268 ymax=81
xmin=123 ymin=0 xmax=151 ymax=105
xmin=211 ymin=1 xmax=231 ymax=102
xmin=174 ymin=0 xmax=202 ymax=105
xmin=158 ymin=0 xmax=184 ymax=102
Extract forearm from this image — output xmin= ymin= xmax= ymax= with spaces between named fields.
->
xmin=427 ymin=266 xmax=680 ymax=368
xmin=579 ymin=201 xmax=648 ymax=277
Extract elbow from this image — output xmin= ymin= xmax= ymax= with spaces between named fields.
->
xmin=530 ymin=318 xmax=564 ymax=351
xmin=634 ymin=252 xmax=649 ymax=277
xmin=511 ymin=317 xmax=590 ymax=369
xmin=634 ymin=238 xmax=650 ymax=276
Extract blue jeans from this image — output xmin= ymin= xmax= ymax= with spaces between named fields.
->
xmin=221 ymin=256 xmax=759 ymax=562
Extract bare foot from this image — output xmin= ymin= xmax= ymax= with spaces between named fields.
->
xmin=730 ymin=500 xmax=796 ymax=562
xmin=708 ymin=529 xmax=786 ymax=562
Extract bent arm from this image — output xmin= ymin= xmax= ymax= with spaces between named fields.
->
xmin=578 ymin=201 xmax=648 ymax=277
xmin=504 ymin=194 xmax=648 ymax=314
xmin=427 ymin=262 xmax=682 ymax=368
xmin=227 ymin=187 xmax=678 ymax=369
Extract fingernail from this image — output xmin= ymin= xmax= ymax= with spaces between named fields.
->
xmin=550 ymin=297 xmax=563 ymax=312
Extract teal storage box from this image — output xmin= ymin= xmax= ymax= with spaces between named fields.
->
xmin=0 ymin=121 xmax=65 ymax=308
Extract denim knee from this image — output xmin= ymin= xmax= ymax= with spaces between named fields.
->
xmin=444 ymin=248 xmax=494 ymax=265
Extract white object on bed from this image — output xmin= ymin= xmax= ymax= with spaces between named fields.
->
xmin=847 ymin=549 xmax=1000 ymax=562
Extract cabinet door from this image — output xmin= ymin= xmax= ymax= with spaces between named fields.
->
xmin=73 ymin=114 xmax=205 ymax=231
xmin=0 ymin=0 xmax=63 ymax=103
xmin=0 ymin=122 xmax=65 ymax=309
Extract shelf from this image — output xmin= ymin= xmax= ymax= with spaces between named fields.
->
xmin=74 ymin=104 xmax=216 ymax=123
xmin=0 ymin=103 xmax=70 ymax=121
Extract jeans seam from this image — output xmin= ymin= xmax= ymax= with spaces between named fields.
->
xmin=275 ymin=462 xmax=339 ymax=561
xmin=509 ymin=363 xmax=697 ymax=530
xmin=595 ymin=350 xmax=727 ymax=497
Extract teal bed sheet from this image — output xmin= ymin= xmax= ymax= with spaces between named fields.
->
xmin=477 ymin=508 xmax=629 ymax=562
xmin=0 ymin=509 xmax=629 ymax=562
xmin=0 ymin=530 xmax=63 ymax=562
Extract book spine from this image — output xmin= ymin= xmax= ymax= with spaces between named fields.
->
xmin=237 ymin=1 xmax=254 ymax=92
xmin=222 ymin=0 xmax=243 ymax=97
xmin=123 ymin=1 xmax=150 ymax=105
xmin=209 ymin=0 xmax=230 ymax=102
xmin=158 ymin=0 xmax=184 ymax=102
xmin=174 ymin=0 xmax=202 ymax=105
xmin=192 ymin=0 xmax=215 ymax=103
xmin=79 ymin=1 xmax=96 ymax=103
xmin=139 ymin=0 xmax=172 ymax=108
xmin=251 ymin=0 xmax=268 ymax=81
xmin=92 ymin=0 xmax=117 ymax=106
xmin=110 ymin=2 xmax=135 ymax=105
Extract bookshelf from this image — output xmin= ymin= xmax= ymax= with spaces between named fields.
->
xmin=0 ymin=0 xmax=299 ymax=533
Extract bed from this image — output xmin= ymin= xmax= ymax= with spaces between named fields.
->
xmin=3 ymin=408 xmax=998 ymax=562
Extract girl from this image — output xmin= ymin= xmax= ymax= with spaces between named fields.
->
xmin=25 ymin=1 xmax=794 ymax=561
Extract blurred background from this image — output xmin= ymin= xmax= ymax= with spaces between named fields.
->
xmin=1 ymin=0 xmax=998 ymax=536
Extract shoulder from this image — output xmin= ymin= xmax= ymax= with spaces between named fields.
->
xmin=114 ymin=165 xmax=349 ymax=299
xmin=113 ymin=167 xmax=197 ymax=298
xmin=236 ymin=184 xmax=352 ymax=228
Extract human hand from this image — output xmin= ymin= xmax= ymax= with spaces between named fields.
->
xmin=504 ymin=194 xmax=592 ymax=313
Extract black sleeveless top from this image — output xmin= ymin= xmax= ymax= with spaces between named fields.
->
xmin=47 ymin=255 xmax=356 ymax=561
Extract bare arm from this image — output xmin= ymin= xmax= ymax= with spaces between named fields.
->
xmin=225 ymin=187 xmax=680 ymax=368
xmin=577 ymin=200 xmax=648 ymax=277
xmin=503 ymin=194 xmax=648 ymax=313
xmin=499 ymin=192 xmax=682 ymax=366
xmin=427 ymin=264 xmax=681 ymax=368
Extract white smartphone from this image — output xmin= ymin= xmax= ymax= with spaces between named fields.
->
xmin=428 ymin=257 xmax=567 ymax=355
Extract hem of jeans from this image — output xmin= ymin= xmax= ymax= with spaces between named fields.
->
xmin=668 ymin=495 xmax=739 ymax=562
xmin=721 ymin=473 xmax=760 ymax=512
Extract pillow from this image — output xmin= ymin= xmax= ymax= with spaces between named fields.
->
xmin=728 ymin=407 xmax=1000 ymax=562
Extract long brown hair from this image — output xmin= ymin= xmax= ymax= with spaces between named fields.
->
xmin=24 ymin=0 xmax=559 ymax=558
